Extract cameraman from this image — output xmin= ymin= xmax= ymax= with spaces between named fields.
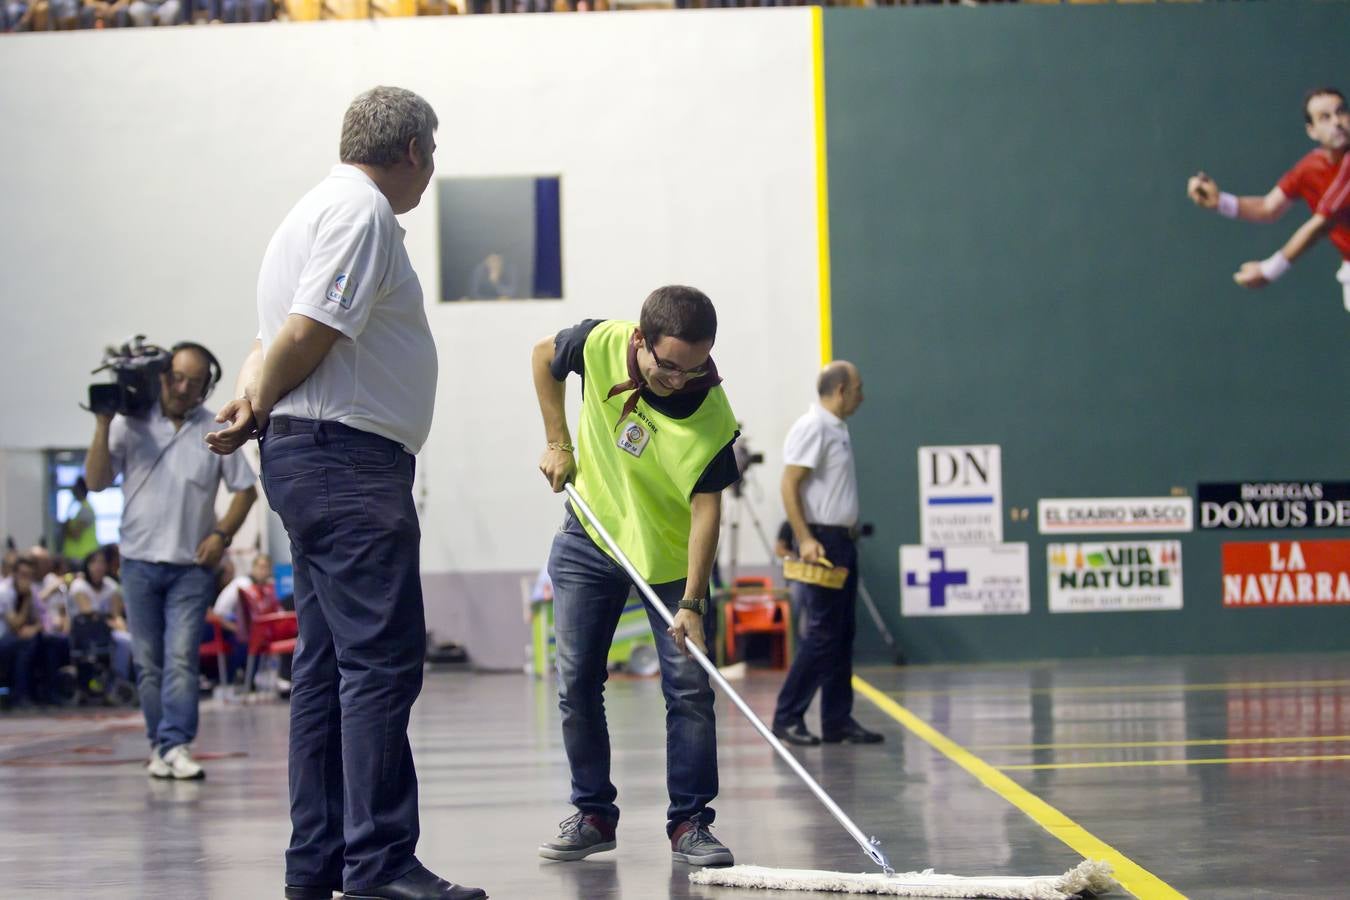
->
xmin=85 ymin=343 xmax=257 ymax=780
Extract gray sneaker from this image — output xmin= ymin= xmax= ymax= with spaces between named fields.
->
xmin=538 ymin=811 xmax=617 ymax=861
xmin=671 ymin=816 xmax=734 ymax=866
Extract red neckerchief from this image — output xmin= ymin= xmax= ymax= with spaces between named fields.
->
xmin=605 ymin=330 xmax=721 ymax=431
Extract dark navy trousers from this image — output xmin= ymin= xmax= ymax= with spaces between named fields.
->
xmin=772 ymin=526 xmax=858 ymax=734
xmin=261 ymin=417 xmax=425 ymax=893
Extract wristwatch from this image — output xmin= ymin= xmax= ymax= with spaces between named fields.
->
xmin=678 ymin=597 xmax=707 ymax=615
xmin=211 ymin=529 xmax=232 ymax=547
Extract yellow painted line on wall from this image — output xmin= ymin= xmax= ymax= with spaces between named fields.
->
xmin=971 ymin=734 xmax=1350 ymax=752
xmin=855 ymin=676 xmax=1186 ymax=900
xmin=892 ymin=678 xmax=1350 ymax=699
xmin=1000 ymin=754 xmax=1350 ymax=772
xmin=811 ymin=6 xmax=832 ymax=366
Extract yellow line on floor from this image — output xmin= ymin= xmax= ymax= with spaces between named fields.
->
xmin=970 ymin=734 xmax=1350 ymax=752
xmin=854 ymin=675 xmax=1185 ymax=900
xmin=1000 ymin=754 xmax=1350 ymax=772
xmin=892 ymin=678 xmax=1350 ymax=699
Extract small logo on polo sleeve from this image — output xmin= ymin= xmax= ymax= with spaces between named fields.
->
xmin=617 ymin=421 xmax=651 ymax=458
xmin=326 ymin=273 xmax=357 ymax=309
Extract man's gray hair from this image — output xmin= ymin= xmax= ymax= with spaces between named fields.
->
xmin=339 ymin=86 xmax=438 ymax=168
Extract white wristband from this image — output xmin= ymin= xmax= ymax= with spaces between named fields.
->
xmin=1217 ymin=192 xmax=1239 ymax=219
xmin=1258 ymin=252 xmax=1291 ymax=282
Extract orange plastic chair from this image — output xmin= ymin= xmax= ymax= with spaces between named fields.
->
xmin=200 ymin=612 xmax=233 ymax=685
xmin=724 ymin=576 xmax=791 ymax=669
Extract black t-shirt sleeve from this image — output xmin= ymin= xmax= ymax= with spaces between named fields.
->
xmin=692 ymin=435 xmax=742 ymax=495
xmin=550 ymin=318 xmax=605 ymax=381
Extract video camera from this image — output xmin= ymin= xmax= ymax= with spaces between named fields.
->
xmin=731 ymin=433 xmax=765 ymax=499
xmin=85 ymin=336 xmax=172 ymax=418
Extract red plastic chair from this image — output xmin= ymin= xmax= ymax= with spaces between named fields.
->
xmin=200 ymin=612 xmax=233 ymax=685
xmin=724 ymin=576 xmax=792 ymax=669
xmin=236 ymin=583 xmax=297 ymax=693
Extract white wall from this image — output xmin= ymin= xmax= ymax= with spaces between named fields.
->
xmin=0 ymin=449 xmax=46 ymax=549
xmin=0 ymin=12 xmax=822 ymax=589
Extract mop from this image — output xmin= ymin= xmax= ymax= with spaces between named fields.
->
xmin=564 ymin=485 xmax=1118 ymax=899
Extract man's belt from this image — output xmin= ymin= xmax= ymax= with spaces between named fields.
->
xmin=808 ymin=523 xmax=859 ymax=541
xmin=268 ymin=415 xmax=360 ymax=438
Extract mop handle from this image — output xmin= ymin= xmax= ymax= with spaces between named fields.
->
xmin=563 ymin=484 xmax=893 ymax=874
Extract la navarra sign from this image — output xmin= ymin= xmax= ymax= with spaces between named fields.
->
xmin=1222 ymin=540 xmax=1350 ymax=607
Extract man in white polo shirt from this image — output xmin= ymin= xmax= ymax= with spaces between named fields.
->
xmin=207 ymin=87 xmax=484 ymax=900
xmin=85 ymin=341 xmax=258 ymax=777
xmin=770 ymin=361 xmax=883 ymax=747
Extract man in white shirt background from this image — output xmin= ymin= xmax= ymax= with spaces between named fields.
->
xmin=770 ymin=361 xmax=884 ymax=747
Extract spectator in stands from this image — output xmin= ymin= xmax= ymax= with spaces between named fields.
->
xmin=61 ymin=478 xmax=100 ymax=565
xmin=69 ymin=548 xmax=134 ymax=683
xmin=87 ymin=0 xmax=132 ymax=26
xmin=218 ymin=0 xmax=270 ymax=23
xmin=31 ymin=546 xmax=70 ymax=631
xmin=38 ymin=581 xmax=72 ymax=705
xmin=207 ymin=557 xmax=251 ymax=685
xmin=1 ymin=0 xmax=25 ymax=30
xmin=0 ymin=557 xmax=45 ymax=707
xmin=237 ymin=554 xmax=285 ymax=691
xmin=29 ymin=0 xmax=99 ymax=28
xmin=126 ymin=0 xmax=178 ymax=25
xmin=1 ymin=547 xmax=16 ymax=578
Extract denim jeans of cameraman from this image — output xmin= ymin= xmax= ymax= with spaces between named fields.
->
xmin=547 ymin=508 xmax=719 ymax=836
xmin=121 ymin=559 xmax=215 ymax=753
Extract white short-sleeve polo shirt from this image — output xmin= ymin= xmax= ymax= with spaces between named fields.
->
xmin=256 ymin=164 xmax=438 ymax=453
xmin=781 ymin=403 xmax=859 ymax=528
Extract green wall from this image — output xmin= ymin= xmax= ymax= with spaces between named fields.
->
xmin=823 ymin=3 xmax=1350 ymax=664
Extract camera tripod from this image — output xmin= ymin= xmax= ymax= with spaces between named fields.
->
xmin=721 ymin=476 xmax=778 ymax=587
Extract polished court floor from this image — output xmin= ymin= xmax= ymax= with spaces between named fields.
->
xmin=3 ymin=653 xmax=1349 ymax=898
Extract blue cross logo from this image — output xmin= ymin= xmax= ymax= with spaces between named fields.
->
xmin=905 ymin=549 xmax=968 ymax=608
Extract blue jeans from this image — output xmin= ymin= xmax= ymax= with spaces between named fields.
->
xmin=773 ymin=527 xmax=858 ymax=734
xmin=261 ymin=417 xmax=425 ymax=893
xmin=547 ymin=508 xmax=718 ymax=836
xmin=0 ymin=631 xmax=39 ymax=704
xmin=120 ymin=559 xmax=216 ymax=752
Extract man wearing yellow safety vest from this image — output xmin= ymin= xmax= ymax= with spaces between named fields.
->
xmin=530 ymin=286 xmax=741 ymax=868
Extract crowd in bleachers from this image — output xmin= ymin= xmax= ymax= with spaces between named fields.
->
xmin=1 ymin=0 xmax=1032 ymax=31
xmin=0 ymin=539 xmax=288 ymax=712
xmin=1 ymin=0 xmax=271 ymax=29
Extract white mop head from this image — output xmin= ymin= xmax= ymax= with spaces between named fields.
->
xmin=689 ymin=858 xmax=1118 ymax=899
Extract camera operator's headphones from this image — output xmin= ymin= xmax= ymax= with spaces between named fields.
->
xmin=169 ymin=341 xmax=223 ymax=403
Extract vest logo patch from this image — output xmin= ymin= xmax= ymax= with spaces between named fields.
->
xmin=617 ymin=420 xmax=651 ymax=458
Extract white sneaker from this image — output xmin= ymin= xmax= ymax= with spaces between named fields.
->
xmin=146 ymin=748 xmax=171 ymax=779
xmin=160 ymin=744 xmax=206 ymax=780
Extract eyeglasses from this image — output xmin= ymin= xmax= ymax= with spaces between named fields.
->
xmin=647 ymin=342 xmax=709 ymax=380
xmin=168 ymin=370 xmax=207 ymax=392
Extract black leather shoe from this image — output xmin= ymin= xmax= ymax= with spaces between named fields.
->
xmin=822 ymin=720 xmax=884 ymax=744
xmin=772 ymin=720 xmax=821 ymax=746
xmin=285 ymin=885 xmax=340 ymax=900
xmin=343 ymin=865 xmax=487 ymax=900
